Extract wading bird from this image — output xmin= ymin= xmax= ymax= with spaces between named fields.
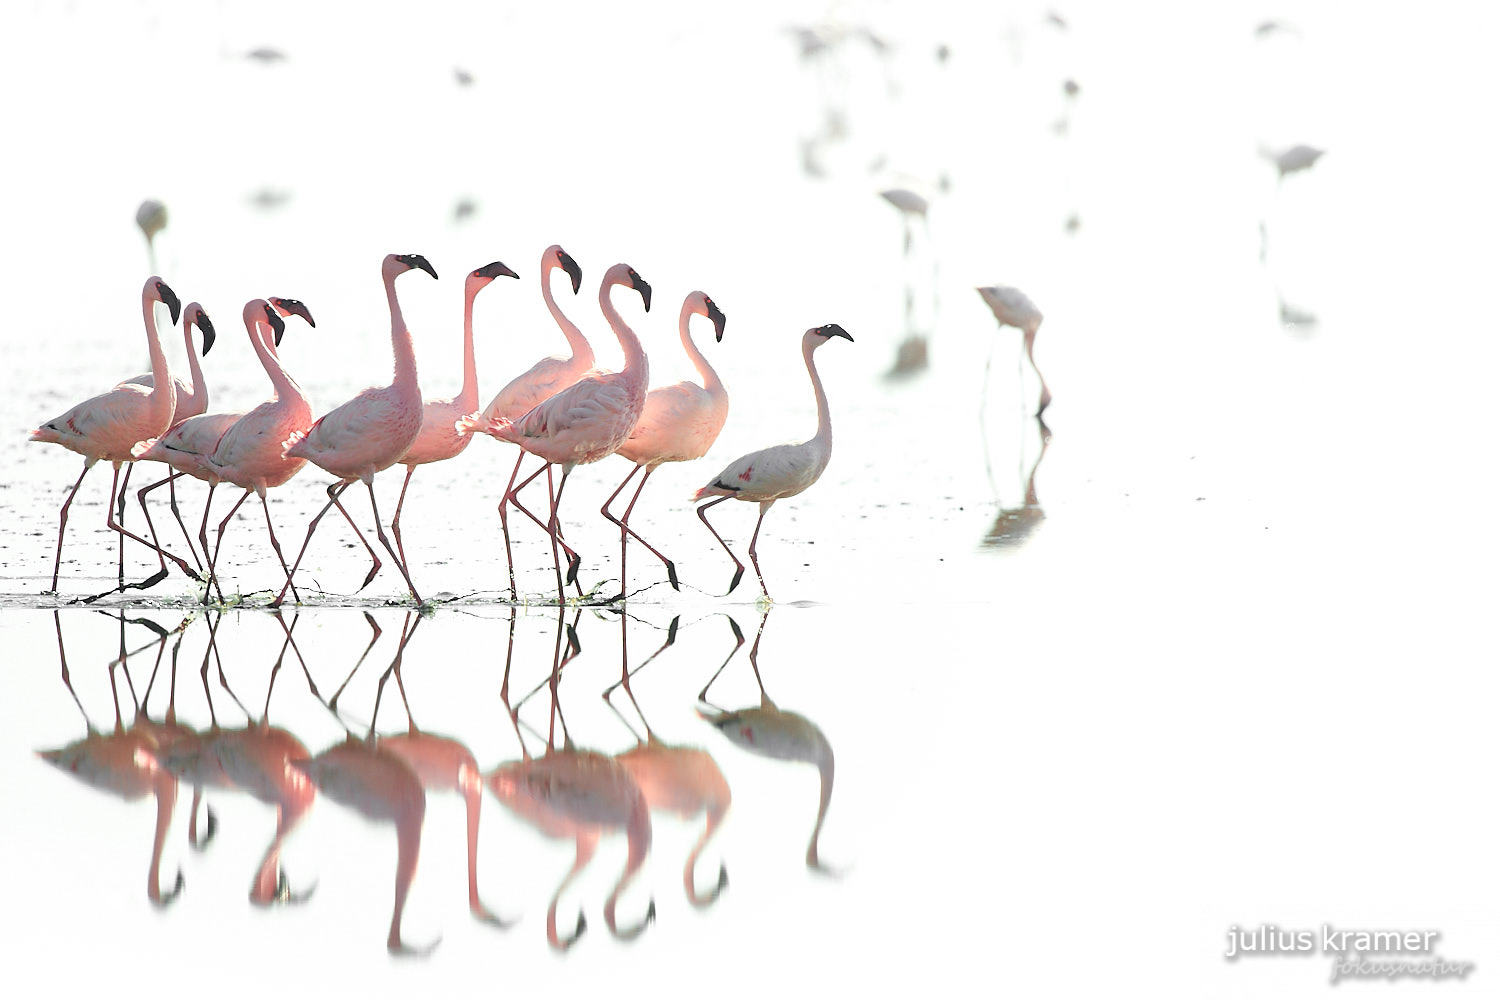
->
xmin=278 ymin=253 xmax=437 ymax=604
xmin=977 ymin=284 xmax=1049 ymax=416
xmin=457 ymin=245 xmax=591 ymax=598
xmin=481 ymin=262 xmax=652 ymax=602
xmin=390 ymin=261 xmax=519 ymax=570
xmin=31 ymin=276 xmax=194 ymax=594
xmin=602 ymin=291 xmax=728 ymax=595
xmin=693 ymin=324 xmax=852 ymax=598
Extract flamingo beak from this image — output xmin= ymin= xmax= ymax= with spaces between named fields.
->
xmin=401 ymin=254 xmax=439 ymax=280
xmin=157 ymin=281 xmax=182 ymax=325
xmin=197 ymin=313 xmax=217 ymax=355
xmin=272 ymin=297 xmax=316 ymax=328
xmin=707 ymin=300 xmax=726 ymax=342
xmin=476 ymin=261 xmax=519 ymax=281
xmin=630 ymin=272 xmax=652 ymax=312
xmin=816 ymin=323 xmax=853 ymax=342
xmin=263 ymin=305 xmax=286 ymax=347
xmin=560 ymin=252 xmax=583 ymax=294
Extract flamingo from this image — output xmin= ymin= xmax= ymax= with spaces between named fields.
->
xmin=985 ymin=416 xmax=1051 ymax=549
xmin=121 ymin=300 xmax=216 ymax=573
xmin=277 ymin=253 xmax=437 ymax=605
xmin=693 ymin=324 xmax=853 ymax=598
xmin=290 ymin=738 xmax=438 ymax=955
xmin=879 ymin=187 xmax=935 ymax=375
xmin=977 ymin=284 xmax=1049 ymax=416
xmin=135 ymin=199 xmax=166 ymax=273
xmin=697 ymin=610 xmax=837 ymax=874
xmin=480 ymin=262 xmax=652 ymax=602
xmin=604 ymin=615 xmax=735 ymax=907
xmin=389 ymin=261 xmax=520 ymax=571
xmin=602 ymin=291 xmax=728 ymax=595
xmin=456 ymin=245 xmax=590 ymax=598
xmin=30 ymin=275 xmax=196 ymax=595
xmin=38 ymin=611 xmax=185 ymax=905
xmin=1262 ymin=143 xmax=1325 ymax=181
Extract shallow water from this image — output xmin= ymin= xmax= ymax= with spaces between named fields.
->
xmin=5 ymin=2 xmax=1500 ymax=998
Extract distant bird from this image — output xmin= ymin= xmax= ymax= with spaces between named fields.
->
xmin=879 ymin=187 xmax=934 ymax=374
xmin=291 ymin=738 xmax=438 ymax=956
xmin=277 ymin=253 xmax=438 ymax=605
xmin=977 ymin=284 xmax=1050 ymax=416
xmin=1261 ymin=143 xmax=1325 ymax=181
xmin=389 ymin=261 xmax=518 ymax=571
xmin=135 ymin=199 xmax=167 ymax=273
xmin=454 ymin=67 xmax=474 ymax=87
xmin=457 ymin=245 xmax=590 ymax=598
xmin=1254 ymin=19 xmax=1299 ymax=38
xmin=31 ymin=276 xmax=192 ymax=594
xmin=245 ymin=46 xmax=286 ymax=64
xmin=603 ymin=291 xmax=728 ymax=594
xmin=452 ymin=198 xmax=476 ymax=223
xmin=480 ymin=262 xmax=652 ymax=602
xmin=198 ymin=299 xmax=317 ymax=602
xmin=692 ymin=324 xmax=853 ymax=598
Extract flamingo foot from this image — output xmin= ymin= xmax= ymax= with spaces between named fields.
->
xmin=565 ymin=551 xmax=582 ymax=586
xmin=665 ymin=561 xmax=679 ymax=590
xmin=151 ymin=869 xmax=186 ymax=907
xmin=388 ymin=933 xmax=442 ymax=958
xmin=190 ymin=806 xmax=218 ymax=850
xmin=472 ymin=904 xmax=519 ymax=930
xmin=727 ymin=566 xmax=745 ymax=595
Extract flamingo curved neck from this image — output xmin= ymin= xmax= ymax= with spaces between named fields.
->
xmin=543 ymin=261 xmax=592 ymax=368
xmin=604 ymin=803 xmax=653 ymax=936
xmin=142 ymin=290 xmax=175 ymax=429
xmin=807 ymin=738 xmax=835 ymax=869
xmin=600 ymin=274 xmax=646 ymax=378
xmin=248 ymin=312 xmax=302 ymax=404
xmin=802 ymin=336 xmax=833 ymax=452
xmin=183 ymin=324 xmax=207 ymax=410
xmin=385 ymin=271 xmax=419 ymax=393
xmin=679 ymin=301 xmax=723 ymax=394
xmin=458 ymin=285 xmax=481 ymax=412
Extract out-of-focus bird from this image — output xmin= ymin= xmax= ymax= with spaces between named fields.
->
xmin=603 ymin=291 xmax=728 ymax=595
xmin=135 ymin=199 xmax=167 ymax=273
xmin=977 ymin=284 xmax=1050 ymax=416
xmin=692 ymin=324 xmax=852 ymax=598
xmin=1261 ymin=143 xmax=1325 ymax=181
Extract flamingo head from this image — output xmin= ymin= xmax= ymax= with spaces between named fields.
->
xmin=269 ymin=297 xmax=316 ymax=328
xmin=468 ymin=260 xmax=520 ymax=296
xmin=149 ymin=276 xmax=182 ymax=325
xmin=548 ymin=245 xmax=583 ymax=294
xmin=261 ymin=301 xmax=287 ymax=346
xmin=388 ymin=253 xmax=438 ymax=281
xmin=809 ymin=323 xmax=853 ymax=344
xmin=185 ymin=303 xmax=216 ymax=355
xmin=624 ymin=265 xmax=651 ymax=312
xmin=705 ymin=295 xmax=726 ymax=342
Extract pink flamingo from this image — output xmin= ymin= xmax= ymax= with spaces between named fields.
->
xmin=976 ymin=284 xmax=1049 ymax=416
xmin=693 ymin=324 xmax=853 ymax=598
xmin=602 ymin=291 xmax=728 ymax=595
xmin=278 ymin=253 xmax=437 ymax=605
xmin=30 ymin=276 xmax=194 ymax=594
xmin=37 ymin=611 xmax=185 ymax=905
xmin=480 ymin=262 xmax=652 ymax=601
xmin=198 ymin=299 xmax=321 ymax=602
xmin=604 ymin=615 xmax=734 ymax=907
xmin=389 ymin=261 xmax=519 ymax=569
xmin=456 ymin=244 xmax=590 ymax=598
xmin=290 ymin=737 xmax=438 ymax=955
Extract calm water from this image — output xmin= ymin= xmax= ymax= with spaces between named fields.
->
xmin=4 ymin=2 xmax=1499 ymax=998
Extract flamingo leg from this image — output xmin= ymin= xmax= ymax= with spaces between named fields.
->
xmin=544 ymin=465 xmax=566 ymax=604
xmin=139 ymin=472 xmax=202 ymax=571
xmin=616 ymin=465 xmax=677 ymax=591
xmin=47 ymin=459 xmax=94 ymax=593
xmin=276 ymin=481 xmax=374 ymax=605
xmin=207 ymin=489 xmax=251 ymax=605
xmin=327 ymin=612 xmax=383 ymax=712
xmin=496 ymin=452 xmax=526 ymax=598
xmin=1024 ymin=326 xmax=1051 ymax=415
xmin=99 ymin=462 xmax=197 ymax=598
xmin=509 ymin=459 xmax=582 ymax=585
xmin=116 ymin=461 xmax=133 ymax=587
xmin=695 ymin=496 xmax=745 ymax=595
xmin=546 ymin=834 xmax=598 ymax=952
xmin=365 ymin=477 xmax=422 ymax=604
xmin=328 ymin=483 xmax=383 ymax=591
xmin=600 ymin=463 xmax=641 ymax=597
xmin=390 ymin=465 xmax=416 ymax=572
xmin=746 ymin=500 xmax=777 ymax=599
xmin=259 ymin=491 xmax=300 ymax=604
xmin=197 ymin=482 xmax=218 ymax=583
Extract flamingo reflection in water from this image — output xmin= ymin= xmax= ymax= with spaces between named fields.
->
xmin=326 ymin=612 xmax=511 ymax=929
xmin=604 ymin=614 xmax=736 ymax=907
xmin=487 ymin=612 xmax=656 ymax=951
xmin=984 ymin=416 xmax=1051 ymax=550
xmin=698 ymin=609 xmax=839 ymax=875
xmin=36 ymin=611 xmax=185 ymax=905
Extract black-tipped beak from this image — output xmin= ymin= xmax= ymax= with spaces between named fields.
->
xmin=158 ymin=281 xmax=181 ymax=325
xmin=630 ymin=271 xmax=652 ymax=312
xmin=401 ymin=253 xmax=438 ymax=280
xmin=707 ymin=299 xmax=727 ymax=343
xmin=476 ymin=261 xmax=519 ymax=281
xmin=263 ymin=304 xmax=287 ymax=347
xmin=197 ymin=312 xmax=217 ymax=355
xmin=816 ymin=323 xmax=853 ymax=342
xmin=560 ymin=252 xmax=582 ymax=294
xmin=271 ymin=297 xmax=316 ymax=328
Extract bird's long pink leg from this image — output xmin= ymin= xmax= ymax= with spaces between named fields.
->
xmin=544 ymin=465 xmax=567 ymax=603
xmin=695 ymin=496 xmax=745 ymax=595
xmin=275 ymin=484 xmax=346 ymax=606
xmin=138 ymin=472 xmax=202 ymax=571
xmin=116 ymin=462 xmax=133 ymax=587
xmin=1024 ymin=326 xmax=1051 ymax=415
xmin=328 ymin=483 xmax=384 ymax=591
xmin=102 ymin=462 xmax=193 ymax=594
xmin=207 ymin=489 xmax=252 ymax=604
xmin=508 ymin=460 xmax=582 ymax=583
xmin=746 ymin=500 xmax=776 ymax=599
xmin=259 ymin=492 xmax=300 ymax=604
xmin=390 ymin=465 xmax=416 ymax=572
xmin=497 ymin=452 xmax=526 ymax=598
xmin=600 ymin=464 xmax=642 ymax=597
xmin=197 ymin=482 xmax=218 ymax=586
xmin=615 ymin=465 xmax=678 ymax=592
xmin=365 ymin=479 xmax=423 ymax=604
xmin=47 ymin=459 xmax=94 ymax=593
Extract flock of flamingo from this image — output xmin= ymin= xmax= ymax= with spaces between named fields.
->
xmin=30 ymin=248 xmax=857 ymax=606
xmin=40 ymin=606 xmax=833 ymax=955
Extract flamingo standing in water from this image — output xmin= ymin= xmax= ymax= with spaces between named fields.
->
xmin=30 ymin=276 xmax=195 ymax=594
xmin=693 ymin=324 xmax=853 ymax=598
xmin=278 ymin=253 xmax=437 ymax=605
xmin=479 ymin=262 xmax=652 ymax=602
xmin=389 ymin=261 xmax=519 ymax=570
xmin=457 ymin=245 xmax=590 ymax=598
xmin=120 ymin=299 xmax=215 ymax=571
xmin=977 ymin=284 xmax=1049 ymax=416
xmin=602 ymin=291 xmax=728 ymax=595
